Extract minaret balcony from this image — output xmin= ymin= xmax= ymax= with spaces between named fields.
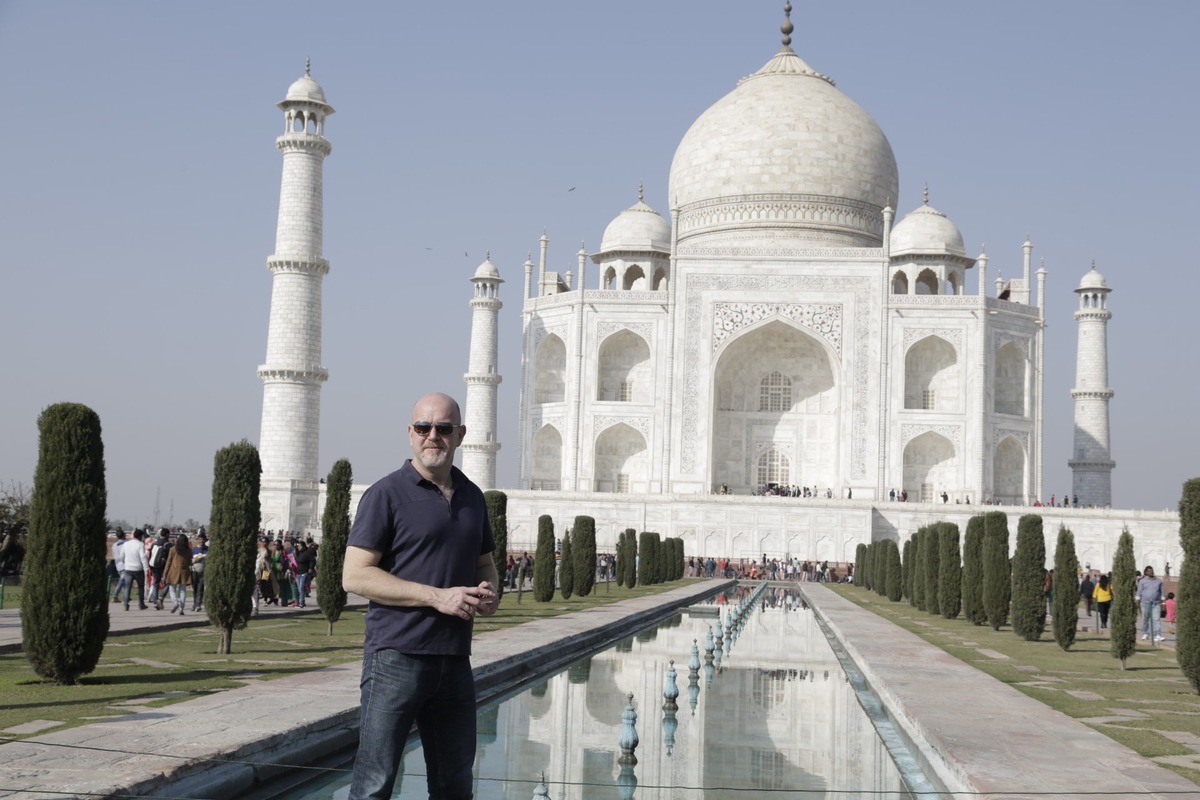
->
xmin=267 ymin=256 xmax=330 ymax=276
xmin=275 ymin=134 xmax=332 ymax=156
xmin=257 ymin=365 xmax=329 ymax=383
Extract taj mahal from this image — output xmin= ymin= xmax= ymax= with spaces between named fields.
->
xmin=253 ymin=10 xmax=1178 ymax=570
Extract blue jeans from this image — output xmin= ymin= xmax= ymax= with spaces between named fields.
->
xmin=122 ymin=569 xmax=146 ymax=609
xmin=295 ymin=572 xmax=311 ymax=607
xmin=349 ymin=650 xmax=477 ymax=800
xmin=1141 ymin=600 xmax=1160 ymax=637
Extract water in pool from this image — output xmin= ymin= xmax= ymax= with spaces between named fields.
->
xmin=285 ymin=586 xmax=912 ymax=798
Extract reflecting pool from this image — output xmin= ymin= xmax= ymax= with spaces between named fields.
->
xmin=285 ymin=586 xmax=914 ymax=798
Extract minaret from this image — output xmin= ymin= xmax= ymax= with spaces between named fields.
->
xmin=462 ymin=253 xmax=503 ymax=489
xmin=1069 ymin=263 xmax=1115 ymax=507
xmin=257 ymin=63 xmax=333 ymax=533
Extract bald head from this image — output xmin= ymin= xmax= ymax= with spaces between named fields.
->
xmin=411 ymin=392 xmax=461 ymax=425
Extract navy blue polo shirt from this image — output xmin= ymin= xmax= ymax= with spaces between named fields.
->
xmin=348 ymin=460 xmax=495 ymax=656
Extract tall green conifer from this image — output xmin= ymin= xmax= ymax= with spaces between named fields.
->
xmin=1053 ymin=526 xmax=1080 ymax=650
xmin=318 ymin=458 xmax=352 ymax=635
xmin=1178 ymin=480 xmax=1200 ymax=691
xmin=962 ymin=515 xmax=986 ymax=625
xmin=938 ymin=522 xmax=962 ymax=619
xmin=204 ymin=441 xmax=261 ymax=655
xmin=1111 ymin=527 xmax=1138 ymax=669
xmin=1011 ymin=514 xmax=1047 ymax=641
xmin=533 ymin=515 xmax=556 ymax=602
xmin=982 ymin=511 xmax=1011 ymax=630
xmin=22 ymin=403 xmax=109 ymax=684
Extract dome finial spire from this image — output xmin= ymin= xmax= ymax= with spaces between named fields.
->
xmin=923 ymin=182 xmax=929 ymax=205
xmin=305 ymin=57 xmax=311 ymax=77
xmin=638 ymin=180 xmax=644 ymax=202
xmin=780 ymin=2 xmax=794 ymax=49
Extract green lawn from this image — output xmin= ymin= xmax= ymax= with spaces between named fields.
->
xmin=830 ymin=584 xmax=1200 ymax=786
xmin=0 ymin=579 xmax=700 ymax=739
xmin=0 ymin=579 xmax=21 ymax=610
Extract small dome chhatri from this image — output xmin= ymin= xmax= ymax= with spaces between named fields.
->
xmin=282 ymin=58 xmax=333 ymax=111
xmin=1077 ymin=261 xmax=1109 ymax=292
xmin=473 ymin=252 xmax=502 ymax=281
xmin=598 ymin=185 xmax=671 ymax=254
xmin=889 ymin=187 xmax=970 ymax=260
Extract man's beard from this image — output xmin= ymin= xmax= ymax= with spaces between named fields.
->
xmin=417 ymin=447 xmax=450 ymax=469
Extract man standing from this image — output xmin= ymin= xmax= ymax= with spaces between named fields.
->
xmin=1137 ymin=565 xmax=1165 ymax=643
xmin=191 ymin=532 xmax=208 ymax=611
xmin=110 ymin=529 xmax=128 ymax=602
xmin=343 ymin=392 xmax=499 ymax=800
xmin=122 ymin=529 xmax=150 ymax=610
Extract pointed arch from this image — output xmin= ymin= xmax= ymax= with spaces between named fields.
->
xmin=993 ymin=435 xmax=1026 ymax=504
xmin=602 ymin=266 xmax=616 ymax=290
xmin=757 ymin=447 xmax=790 ymax=488
xmin=622 ymin=264 xmax=646 ymax=291
xmin=915 ymin=268 xmax=939 ymax=295
xmin=995 ymin=342 xmax=1026 ymax=416
xmin=891 ymin=270 xmax=909 ymax=295
xmin=653 ymin=267 xmax=668 ymax=291
xmin=904 ymin=335 xmax=959 ymax=411
xmin=711 ymin=319 xmax=837 ymax=493
xmin=947 ymin=271 xmax=963 ymax=295
xmin=594 ymin=423 xmax=647 ymax=493
xmin=903 ymin=431 xmax=957 ymax=503
xmin=597 ymin=329 xmax=651 ymax=402
xmin=531 ymin=424 xmax=562 ymax=490
xmin=535 ymin=334 xmax=566 ymax=404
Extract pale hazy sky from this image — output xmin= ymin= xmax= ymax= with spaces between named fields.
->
xmin=1 ymin=2 xmax=1197 ymax=525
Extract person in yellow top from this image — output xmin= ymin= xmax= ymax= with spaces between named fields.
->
xmin=1093 ymin=574 xmax=1113 ymax=630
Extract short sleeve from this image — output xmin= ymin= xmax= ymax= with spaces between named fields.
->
xmin=347 ymin=483 xmax=394 ymax=553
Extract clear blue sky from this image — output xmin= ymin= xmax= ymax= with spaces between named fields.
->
xmin=1 ymin=2 xmax=1196 ymax=525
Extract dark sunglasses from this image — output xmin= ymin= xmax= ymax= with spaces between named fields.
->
xmin=412 ymin=421 xmax=461 ymax=437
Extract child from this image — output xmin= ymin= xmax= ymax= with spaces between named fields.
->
xmin=1166 ymin=592 xmax=1177 ymax=635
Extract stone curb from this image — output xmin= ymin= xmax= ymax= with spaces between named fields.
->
xmin=0 ymin=581 xmax=730 ymax=800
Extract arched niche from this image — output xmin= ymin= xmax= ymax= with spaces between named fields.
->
xmin=915 ymin=268 xmax=939 ymax=295
xmin=623 ymin=264 xmax=647 ymax=291
xmin=593 ymin=422 xmax=647 ymax=493
xmin=993 ymin=435 xmax=1026 ymax=504
xmin=891 ymin=270 xmax=909 ymax=295
xmin=711 ymin=320 xmax=837 ymax=493
xmin=535 ymin=334 xmax=566 ymax=403
xmin=994 ymin=342 xmax=1026 ymax=416
xmin=653 ymin=267 xmax=668 ymax=291
xmin=757 ymin=446 xmax=791 ymax=488
xmin=602 ymin=266 xmax=616 ymax=290
xmin=903 ymin=431 xmax=957 ymax=502
xmin=904 ymin=335 xmax=959 ymax=411
xmin=597 ymin=329 xmax=651 ymax=402
xmin=531 ymin=425 xmax=562 ymax=490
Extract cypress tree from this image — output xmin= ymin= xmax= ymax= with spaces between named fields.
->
xmin=913 ymin=529 xmax=927 ymax=611
xmin=1111 ymin=527 xmax=1138 ymax=669
xmin=22 ymin=403 xmax=109 ymax=684
xmin=1053 ymin=526 xmax=1080 ymax=651
xmin=1178 ymin=480 xmax=1200 ymax=691
xmin=1010 ymin=514 xmax=1047 ymax=641
xmin=533 ymin=515 xmax=556 ymax=602
xmin=485 ymin=491 xmax=509 ymax=599
xmin=654 ymin=533 xmax=668 ymax=584
xmin=924 ymin=525 xmax=941 ymax=615
xmin=204 ymin=440 xmax=261 ymax=655
xmin=962 ymin=515 xmax=987 ymax=625
xmin=625 ymin=529 xmax=639 ymax=589
xmin=572 ymin=515 xmax=596 ymax=597
xmin=902 ymin=537 xmax=912 ymax=599
xmin=638 ymin=532 xmax=655 ymax=585
xmin=615 ymin=530 xmax=627 ymax=587
xmin=866 ymin=542 xmax=877 ymax=591
xmin=876 ymin=541 xmax=889 ymax=596
xmin=318 ymin=458 xmax=352 ymax=635
xmin=559 ymin=530 xmax=575 ymax=599
xmin=886 ymin=540 xmax=903 ymax=602
xmin=673 ymin=539 xmax=685 ymax=580
xmin=938 ymin=522 xmax=962 ymax=619
xmin=854 ymin=543 xmax=867 ymax=586
xmin=982 ymin=511 xmax=1011 ymax=631
xmin=901 ymin=538 xmax=913 ymax=601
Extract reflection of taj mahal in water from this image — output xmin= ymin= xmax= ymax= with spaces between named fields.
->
xmin=434 ymin=590 xmax=908 ymax=798
xmin=255 ymin=9 xmax=1179 ymax=568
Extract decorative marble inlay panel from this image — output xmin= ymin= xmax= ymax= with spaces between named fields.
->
xmin=529 ymin=412 xmax=564 ymax=434
xmin=993 ymin=428 xmax=1030 ymax=450
xmin=677 ymin=245 xmax=882 ymax=259
xmin=597 ymin=321 xmax=654 ymax=343
xmin=594 ymin=415 xmax=650 ymax=440
xmin=754 ymin=440 xmax=794 ymax=460
xmin=681 ymin=274 xmax=872 ymax=479
xmin=712 ymin=302 xmax=842 ymax=354
xmin=901 ymin=424 xmax=962 ymax=447
xmin=902 ymin=328 xmax=963 ymax=352
xmin=677 ymin=194 xmax=884 ymax=240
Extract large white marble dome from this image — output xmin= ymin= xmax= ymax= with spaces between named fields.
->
xmin=669 ymin=46 xmax=898 ymax=247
